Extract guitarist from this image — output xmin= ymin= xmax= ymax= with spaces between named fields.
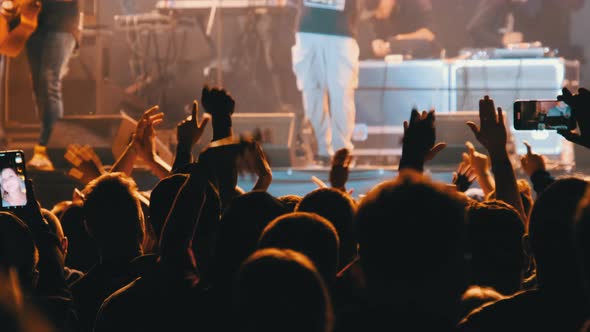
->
xmin=25 ymin=0 xmax=80 ymax=170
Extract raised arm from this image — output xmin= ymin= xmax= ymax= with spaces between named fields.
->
xmin=159 ymin=164 xmax=207 ymax=280
xmin=520 ymin=141 xmax=554 ymax=196
xmin=467 ymin=96 xmax=526 ymax=220
xmin=465 ymin=141 xmax=496 ymax=196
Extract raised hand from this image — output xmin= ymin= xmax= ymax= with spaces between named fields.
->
xmin=330 ymin=148 xmax=353 ymax=192
xmin=177 ymin=101 xmax=211 ymax=149
xmin=452 ymin=155 xmax=476 ymax=193
xmin=64 ymin=144 xmax=106 ymax=185
xmin=464 ymin=141 xmax=490 ymax=176
xmin=557 ymin=87 xmax=590 ymax=148
xmin=133 ymin=105 xmax=164 ymax=163
xmin=468 ymin=96 xmax=525 ymax=220
xmin=464 ymin=141 xmax=495 ymax=196
xmin=201 ymin=85 xmax=235 ymax=117
xmin=399 ymin=109 xmax=446 ymax=172
xmin=238 ymin=138 xmax=272 ymax=191
xmin=467 ymin=96 xmax=507 ymax=157
xmin=520 ymin=141 xmax=546 ymax=177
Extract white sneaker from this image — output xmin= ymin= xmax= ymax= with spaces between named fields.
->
xmin=27 ymin=145 xmax=55 ymax=172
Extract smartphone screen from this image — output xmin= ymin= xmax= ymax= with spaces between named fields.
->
xmin=0 ymin=150 xmax=27 ymax=208
xmin=514 ymin=100 xmax=575 ymax=131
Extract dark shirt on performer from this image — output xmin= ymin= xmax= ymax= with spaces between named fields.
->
xmin=371 ymin=0 xmax=434 ymax=41
xmin=467 ymin=0 xmax=513 ymax=48
xmin=298 ymin=0 xmax=361 ymax=38
xmin=38 ymin=0 xmax=80 ymax=37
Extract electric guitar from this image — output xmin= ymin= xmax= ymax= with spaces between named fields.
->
xmin=0 ymin=0 xmax=41 ymax=57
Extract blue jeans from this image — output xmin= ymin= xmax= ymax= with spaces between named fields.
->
xmin=26 ymin=31 xmax=76 ymax=146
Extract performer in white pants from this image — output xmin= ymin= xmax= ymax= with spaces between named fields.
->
xmin=292 ymin=0 xmax=360 ymax=162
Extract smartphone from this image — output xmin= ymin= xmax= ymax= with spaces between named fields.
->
xmin=514 ymin=100 xmax=575 ymax=131
xmin=0 ymin=150 xmax=28 ymax=209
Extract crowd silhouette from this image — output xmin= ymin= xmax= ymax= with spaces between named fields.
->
xmin=3 ymin=85 xmax=590 ymax=332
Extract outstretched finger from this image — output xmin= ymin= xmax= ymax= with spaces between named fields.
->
xmin=524 ymin=141 xmax=532 ymax=155
xmin=479 ymin=96 xmax=496 ymax=123
xmin=143 ymin=105 xmax=160 ymax=119
xmin=192 ymin=101 xmax=199 ymax=125
xmin=311 ymin=176 xmax=328 ymax=189
xmin=199 ymin=113 xmax=211 ymax=129
xmin=497 ymin=107 xmax=504 ymax=126
xmin=462 ymin=152 xmax=470 ymax=164
xmin=426 ymin=142 xmax=447 ymax=161
xmin=466 ymin=141 xmax=476 ymax=156
xmin=466 ymin=122 xmax=480 ymax=138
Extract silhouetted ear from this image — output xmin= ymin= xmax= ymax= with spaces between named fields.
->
xmin=61 ymin=237 xmax=69 ymax=255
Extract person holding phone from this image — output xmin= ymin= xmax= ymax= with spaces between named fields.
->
xmin=0 ymin=167 xmax=26 ymax=207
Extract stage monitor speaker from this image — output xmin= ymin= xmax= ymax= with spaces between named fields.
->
xmin=194 ymin=112 xmax=305 ymax=167
xmin=46 ymin=114 xmax=173 ymax=169
xmin=429 ymin=111 xmax=491 ymax=168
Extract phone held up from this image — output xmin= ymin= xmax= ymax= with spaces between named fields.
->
xmin=514 ymin=100 xmax=576 ymax=131
xmin=0 ymin=150 xmax=28 ymax=209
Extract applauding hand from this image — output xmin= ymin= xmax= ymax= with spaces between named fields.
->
xmin=132 ymin=106 xmax=164 ymax=163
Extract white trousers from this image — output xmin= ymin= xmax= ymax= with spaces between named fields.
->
xmin=292 ymin=32 xmax=359 ymax=157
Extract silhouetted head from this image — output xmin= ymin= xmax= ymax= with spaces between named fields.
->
xmin=214 ymin=191 xmax=288 ymax=290
xmin=574 ymin=186 xmax=590 ymax=298
xmin=356 ymin=171 xmax=467 ymax=320
xmin=42 ymin=208 xmax=69 ymax=261
xmin=82 ymin=173 xmax=145 ymax=260
xmin=459 ymin=286 xmax=505 ymax=319
xmin=466 ymin=200 xmax=525 ymax=295
xmin=528 ymin=178 xmax=587 ymax=289
xmin=235 ymin=248 xmax=333 ymax=332
xmin=259 ymin=212 xmax=340 ymax=284
xmin=297 ymin=188 xmax=358 ymax=267
xmin=58 ymin=203 xmax=99 ymax=272
xmin=0 ymin=212 xmax=38 ymax=290
xmin=278 ymin=195 xmax=302 ymax=212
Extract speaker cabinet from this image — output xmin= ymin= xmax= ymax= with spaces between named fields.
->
xmin=195 ymin=112 xmax=306 ymax=167
xmin=46 ymin=114 xmax=173 ymax=169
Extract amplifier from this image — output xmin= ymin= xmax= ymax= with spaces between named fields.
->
xmin=194 ymin=112 xmax=309 ymax=167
